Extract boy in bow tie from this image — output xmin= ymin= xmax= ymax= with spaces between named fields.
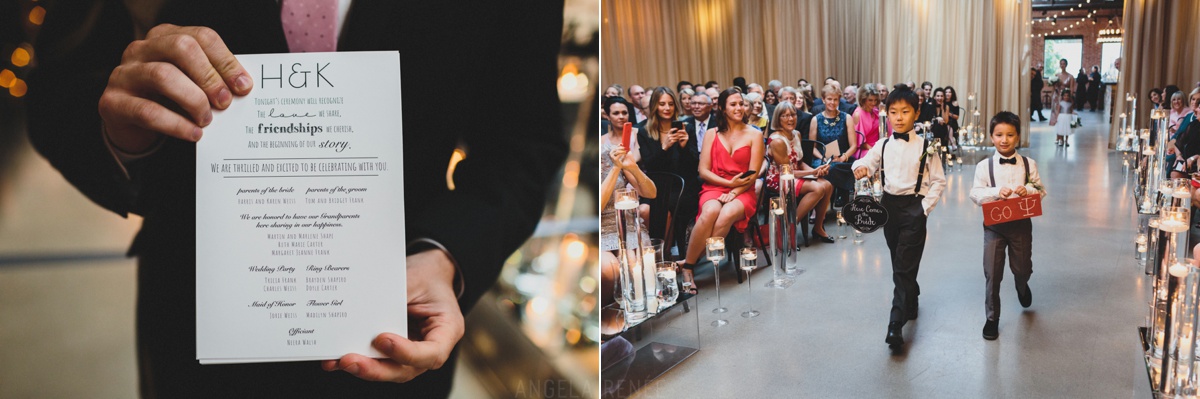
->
xmin=968 ymin=111 xmax=1047 ymax=340
xmin=852 ymin=84 xmax=947 ymax=349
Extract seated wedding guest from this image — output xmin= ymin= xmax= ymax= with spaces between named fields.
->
xmin=1170 ymin=91 xmax=1192 ymax=138
xmin=677 ymin=80 xmax=694 ymax=95
xmin=777 ymin=87 xmax=813 ymax=137
xmin=638 ymin=87 xmax=702 ymax=260
xmin=25 ymin=1 xmax=565 ymax=396
xmin=763 ymin=88 xmax=779 ymax=116
xmin=768 ymin=80 xmax=783 ymax=93
xmin=877 ymin=83 xmax=890 ymax=102
xmin=1170 ymin=89 xmax=1200 ymax=179
xmin=765 ymin=101 xmax=835 ymax=243
xmin=747 ymin=83 xmax=765 ymax=95
xmin=679 ymin=88 xmax=695 ymax=120
xmin=705 ymin=80 xmax=720 ymax=90
xmin=944 ymin=86 xmax=962 ymax=145
xmin=600 ymin=98 xmax=657 ymax=304
xmin=605 ymin=84 xmax=623 ymax=99
xmin=677 ymin=89 xmax=764 ymax=290
xmin=930 ymin=88 xmax=951 ymax=146
xmin=687 ymin=92 xmax=715 ymax=147
xmin=853 ymin=85 xmax=883 ymax=158
xmin=629 ymin=84 xmax=649 ymax=123
xmin=917 ymin=85 xmax=936 ymax=124
xmin=810 ymin=84 xmax=858 ymax=164
xmin=843 ymin=84 xmax=859 ymax=114
xmin=733 ymin=77 xmax=748 ymax=94
xmin=705 ymin=87 xmax=721 ymax=105
xmin=745 ymin=92 xmax=769 ymax=131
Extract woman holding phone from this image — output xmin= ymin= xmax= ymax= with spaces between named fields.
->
xmin=678 ymin=88 xmax=764 ymax=290
xmin=636 ymin=87 xmax=701 ymax=266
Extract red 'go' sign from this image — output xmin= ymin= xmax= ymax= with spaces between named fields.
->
xmin=982 ymin=195 xmax=1043 ymax=226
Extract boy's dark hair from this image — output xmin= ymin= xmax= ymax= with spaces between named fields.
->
xmin=602 ymin=96 xmax=631 ymax=115
xmin=884 ymin=83 xmax=919 ymax=111
xmin=989 ymin=111 xmax=1022 ymax=138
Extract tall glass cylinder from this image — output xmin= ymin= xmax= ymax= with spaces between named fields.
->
xmin=1168 ymin=261 xmax=1200 ymax=395
xmin=778 ymin=167 xmax=798 ymax=275
xmin=613 ymin=188 xmax=647 ymax=322
xmin=1152 ymin=207 xmax=1192 ymax=359
xmin=766 ymin=197 xmax=794 ymax=288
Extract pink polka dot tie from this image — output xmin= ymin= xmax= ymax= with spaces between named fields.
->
xmin=280 ymin=0 xmax=338 ymax=53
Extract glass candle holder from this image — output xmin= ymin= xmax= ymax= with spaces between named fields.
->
xmin=706 ymin=237 xmax=729 ymax=325
xmin=740 ymin=248 xmax=760 ymax=318
xmin=614 ymin=188 xmax=638 ymax=210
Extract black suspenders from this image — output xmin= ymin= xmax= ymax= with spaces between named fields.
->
xmin=988 ymin=155 xmax=1030 ymax=188
xmin=880 ymin=138 xmax=928 ymax=196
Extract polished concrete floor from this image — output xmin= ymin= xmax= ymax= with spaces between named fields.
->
xmin=0 ymin=138 xmax=493 ymax=398
xmin=639 ymin=110 xmax=1151 ymax=398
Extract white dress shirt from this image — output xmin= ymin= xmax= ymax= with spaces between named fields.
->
xmin=851 ymin=130 xmax=947 ymax=215
xmin=969 ymin=152 xmax=1047 ymax=205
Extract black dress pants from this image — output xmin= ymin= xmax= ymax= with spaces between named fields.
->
xmin=882 ymin=193 xmax=928 ymax=325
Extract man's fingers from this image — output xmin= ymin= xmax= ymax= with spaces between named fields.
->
xmin=335 ymin=353 xmax=424 ymax=383
xmin=136 ymin=34 xmax=233 ymax=109
xmin=146 ymin=24 xmax=252 ymax=96
xmin=374 ymin=329 xmax=457 ymax=370
xmin=118 ymin=62 xmax=212 ymax=127
xmin=179 ymin=26 xmax=253 ymax=95
xmin=100 ymin=92 xmax=201 ymax=142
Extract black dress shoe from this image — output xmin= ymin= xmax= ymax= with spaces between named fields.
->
xmin=1017 ymin=284 xmax=1032 ymax=308
xmin=886 ymin=322 xmax=904 ymax=347
xmin=811 ymin=229 xmax=835 ymax=244
xmin=982 ymin=320 xmax=999 ymax=340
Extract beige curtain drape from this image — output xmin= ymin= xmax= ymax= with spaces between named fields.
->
xmin=1108 ymin=0 xmax=1200 ymax=148
xmin=601 ymin=0 xmax=1030 ymax=144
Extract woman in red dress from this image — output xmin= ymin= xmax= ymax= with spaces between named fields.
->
xmin=679 ymin=88 xmax=765 ymax=290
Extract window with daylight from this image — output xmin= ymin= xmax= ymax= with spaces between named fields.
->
xmin=1042 ymin=37 xmax=1083 ymax=80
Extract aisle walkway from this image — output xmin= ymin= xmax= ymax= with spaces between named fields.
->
xmin=646 ymin=110 xmax=1148 ymax=398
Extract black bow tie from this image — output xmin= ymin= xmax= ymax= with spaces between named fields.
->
xmin=892 ymin=132 xmax=909 ymax=141
xmin=999 ymin=157 xmax=1017 ymax=165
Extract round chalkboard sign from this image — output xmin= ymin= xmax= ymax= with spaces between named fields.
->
xmin=844 ymin=195 xmax=888 ymax=233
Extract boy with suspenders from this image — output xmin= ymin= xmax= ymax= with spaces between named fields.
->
xmin=853 ymin=85 xmax=947 ymax=349
xmin=969 ymin=111 xmax=1047 ymax=340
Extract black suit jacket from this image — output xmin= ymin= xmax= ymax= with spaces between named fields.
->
xmin=25 ymin=1 xmax=565 ymax=397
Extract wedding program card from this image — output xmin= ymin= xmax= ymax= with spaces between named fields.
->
xmin=196 ymin=51 xmax=405 ymax=364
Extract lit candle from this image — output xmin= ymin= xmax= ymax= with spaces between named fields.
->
xmin=1170 ymin=262 xmax=1189 ymax=278
xmin=872 ymin=179 xmax=882 ymax=194
xmin=771 ymin=197 xmax=784 ymax=215
xmin=615 ymin=188 xmax=638 ymax=210
xmin=1137 ymin=234 xmax=1148 ymax=245
xmin=1150 ymin=218 xmax=1161 ymax=229
xmin=1161 ymin=218 xmax=1189 ymax=233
